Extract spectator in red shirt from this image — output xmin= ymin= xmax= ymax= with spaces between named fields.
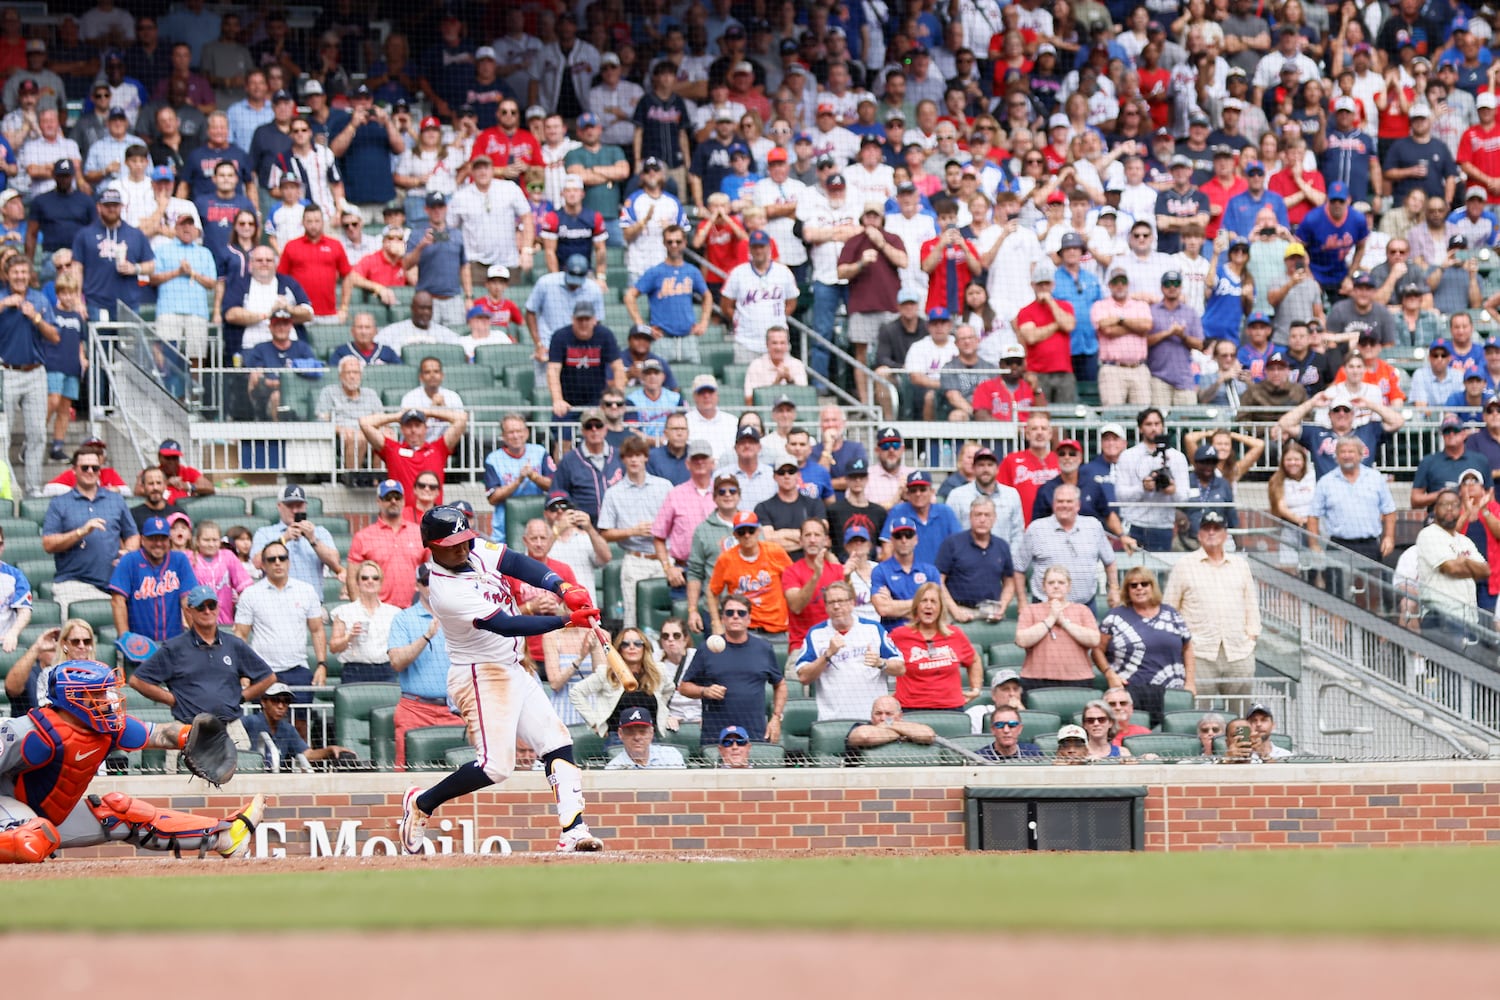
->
xmin=347 ymin=225 xmax=410 ymax=308
xmin=971 ymin=344 xmax=1039 ymax=422
xmin=890 ymin=581 xmax=981 ymax=710
xmin=472 ymin=264 xmax=524 ymax=338
xmin=920 ymin=197 xmax=981 ymax=314
xmin=1458 ymin=92 xmax=1500 ymax=205
xmin=1201 ymin=147 xmax=1247 ymax=240
xmin=356 ymin=406 xmax=467 ymax=509
xmin=152 ymin=438 xmax=215 ymax=501
xmin=783 ymin=518 xmax=845 ymax=655
xmin=346 ymin=479 xmax=426 ymax=608
xmin=47 ymin=437 xmax=130 ymax=497
xmin=998 ymin=410 xmax=1060 ymax=524
xmin=692 ymin=193 xmax=749 ymax=298
xmin=470 ymin=97 xmax=542 ymax=183
xmin=277 ymin=204 xmax=353 ymax=321
xmin=1014 ymin=259 xmax=1077 ymax=403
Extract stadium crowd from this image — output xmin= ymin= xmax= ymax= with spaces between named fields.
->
xmin=1 ymin=0 xmax=1500 ymax=767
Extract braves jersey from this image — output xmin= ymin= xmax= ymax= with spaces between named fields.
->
xmin=107 ymin=550 xmax=198 ymax=641
xmin=795 ymin=618 xmax=900 ymax=720
xmin=997 ymin=450 xmax=1060 ymax=526
xmin=0 ymin=561 xmax=33 ymax=639
xmin=470 ymin=126 xmax=542 ymax=169
xmin=425 ymin=541 xmax=526 ymax=665
xmin=540 ymin=206 xmax=607 ymax=268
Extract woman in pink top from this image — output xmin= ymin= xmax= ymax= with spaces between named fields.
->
xmin=187 ymin=519 xmax=253 ymax=624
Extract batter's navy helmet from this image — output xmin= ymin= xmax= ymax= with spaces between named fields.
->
xmin=421 ymin=505 xmax=477 ymax=548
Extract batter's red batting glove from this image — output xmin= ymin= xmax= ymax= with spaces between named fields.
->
xmin=559 ymin=582 xmax=592 ymax=613
xmin=567 ymin=607 xmax=602 ymax=629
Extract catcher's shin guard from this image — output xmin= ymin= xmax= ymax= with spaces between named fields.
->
xmin=0 ymin=818 xmax=61 ymax=863
xmin=88 ymin=792 xmax=262 ymax=858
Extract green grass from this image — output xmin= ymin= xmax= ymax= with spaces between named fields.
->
xmin=10 ymin=849 xmax=1500 ymax=935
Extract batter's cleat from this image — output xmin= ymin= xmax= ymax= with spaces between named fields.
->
xmin=217 ymin=793 xmax=265 ymax=858
xmin=399 ymin=786 xmax=429 ymax=854
xmin=556 ymin=823 xmax=604 ymax=853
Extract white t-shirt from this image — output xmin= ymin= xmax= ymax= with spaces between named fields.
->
xmin=117 ymin=175 xmax=156 ymax=229
xmin=330 ymin=600 xmax=400 ymax=663
xmin=844 ymin=163 xmax=896 ymax=216
xmin=884 ymin=210 xmax=938 ymax=298
xmin=399 ymin=386 xmax=466 ymax=442
xmin=752 ymin=175 xmax=809 ymax=266
xmin=721 ymin=260 xmax=799 ymax=356
xmin=621 ymin=188 xmax=687 ymax=280
xmin=449 ymin=178 xmax=532 ymax=267
xmin=903 ymin=335 xmax=959 ymax=377
xmin=425 ymin=540 xmax=528 ymax=665
xmin=797 ymin=191 xmax=858 ymax=286
xmin=234 ymin=577 xmax=323 ymax=671
xmin=239 ymin=278 xmax=285 ymax=351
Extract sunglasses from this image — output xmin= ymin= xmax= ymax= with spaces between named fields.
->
xmin=1083 ymin=715 xmax=1110 ymax=723
xmin=63 ymin=636 xmax=95 ymax=646
xmin=722 ymin=608 xmax=750 ymax=618
xmin=582 ymin=421 xmax=605 ymax=430
xmin=416 ymin=482 xmax=441 ymax=490
xmin=1128 ymin=581 xmax=1152 ymax=589
xmin=734 ymin=528 xmax=758 ymax=536
xmin=720 ymin=736 xmax=750 ymax=746
xmin=77 ymin=464 xmax=100 ymax=472
xmin=618 ymin=639 xmax=645 ymax=648
xmin=660 ymin=632 xmax=684 ymax=640
xmin=991 ymin=720 xmax=1021 ymax=729
xmin=358 ymin=575 xmax=381 ymax=582
xmin=602 ymin=401 xmax=625 ymax=408
xmin=194 ymin=600 xmax=219 ymax=611
xmin=1162 ymin=279 xmax=1182 ymax=287
xmin=716 ymin=487 xmax=740 ymax=495
xmin=892 ymin=531 xmax=917 ymax=540
xmin=878 ymin=442 xmax=902 ymax=450
xmin=263 ymin=554 xmax=289 ymax=563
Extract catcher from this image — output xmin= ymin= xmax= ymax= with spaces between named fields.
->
xmin=0 ymin=659 xmax=260 ymax=863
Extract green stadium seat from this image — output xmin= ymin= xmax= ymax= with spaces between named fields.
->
xmin=446 ymin=745 xmax=478 ymax=768
xmin=900 ymin=710 xmax=973 ymax=738
xmin=809 ymin=718 xmax=861 ymax=764
xmin=369 ymin=705 xmax=397 ymax=768
xmin=504 ymin=495 xmax=546 ymax=549
xmin=404 ymin=725 xmax=469 ymax=769
xmin=401 ymin=344 xmax=469 ymax=370
xmin=360 ymin=365 xmax=418 ymax=397
xmin=1122 ymin=733 xmax=1202 ymax=759
xmin=19 ymin=497 xmax=51 ymax=525
xmin=0 ymin=516 xmax=39 ymax=537
xmin=181 ymin=495 xmax=249 ymax=521
xmin=635 ymin=577 xmax=675 ymax=635
xmin=701 ymin=742 xmax=787 ymax=767
xmin=251 ymin=495 xmax=324 ymax=520
xmin=332 ymin=683 xmax=401 ymax=761
xmin=986 ymin=646 xmax=1026 ymax=671
xmin=29 ymin=600 xmax=60 ymax=625
xmin=569 ymin=723 xmax=608 ymax=768
xmin=1024 ymin=686 xmax=1099 ymax=719
xmin=441 ymin=365 xmax=500 ymax=395
xmin=66 ymin=599 xmax=113 ymax=634
xmin=858 ymin=742 xmax=952 ymax=766
xmin=4 ymin=535 xmax=48 ymax=564
xmin=959 ymin=619 xmax=1017 ymax=652
xmin=1032 ymin=733 xmax=1060 ymax=754
xmin=661 ymin=721 xmax=700 ymax=753
xmin=1162 ymin=689 xmax=1196 ymax=714
xmin=380 ymin=387 xmax=408 ymax=407
xmin=701 ymin=345 xmax=735 ymax=378
xmin=473 ymin=343 xmax=537 ymax=373
xmin=504 ymin=367 xmax=536 ymax=396
xmin=1163 ymin=710 xmax=1219 ymax=734
xmin=236 ymin=750 xmax=267 ymax=773
xmin=1017 ymin=709 xmax=1061 ymax=736
xmin=752 ymin=385 xmax=818 ymax=410
xmin=464 ymin=387 xmax=526 ymax=409
xmin=303 ymin=324 xmax=347 ymax=359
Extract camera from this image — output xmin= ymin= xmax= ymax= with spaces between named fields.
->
xmin=1258 ymin=227 xmax=1277 ymax=237
xmin=1150 ymin=442 xmax=1172 ymax=491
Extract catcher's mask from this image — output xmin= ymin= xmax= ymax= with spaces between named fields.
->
xmin=48 ymin=659 xmax=126 ymax=734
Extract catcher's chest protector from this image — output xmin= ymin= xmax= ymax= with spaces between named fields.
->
xmin=15 ymin=710 xmax=118 ymax=825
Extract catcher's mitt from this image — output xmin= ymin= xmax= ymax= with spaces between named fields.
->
xmin=182 ymin=713 xmax=237 ymax=785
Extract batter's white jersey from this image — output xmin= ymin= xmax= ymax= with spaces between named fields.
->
xmin=425 ymin=541 xmax=527 ymax=665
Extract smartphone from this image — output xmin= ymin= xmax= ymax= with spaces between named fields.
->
xmin=294 ymin=512 xmax=307 ymax=523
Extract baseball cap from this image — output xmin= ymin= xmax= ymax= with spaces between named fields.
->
xmin=1480 ymin=93 xmax=1499 ymax=110
xmin=641 ymin=156 xmax=665 ymax=171
xmin=774 ymin=459 xmax=799 ymax=474
xmin=885 ymin=108 xmax=906 ymax=123
xmin=991 ymin=668 xmax=1021 ymax=689
xmin=691 ymin=374 xmax=720 ymax=394
xmin=687 ymin=439 xmax=715 ymax=459
xmin=419 ymin=115 xmax=441 ymax=131
xmin=186 ymin=585 xmax=220 ymax=609
xmin=1350 ymin=271 xmax=1376 ymax=287
xmin=1169 ymin=154 xmax=1194 ymax=169
xmin=1248 ymin=310 xmax=1272 ymax=325
xmin=1284 ymin=242 xmax=1307 ymax=258
xmin=424 ymin=191 xmax=447 ymax=207
xmin=17 ymin=79 xmax=38 ymax=95
xmin=716 ymin=107 xmax=739 ymax=122
xmin=888 ymin=515 xmax=919 ymax=536
xmin=141 ymin=516 xmax=170 ymax=537
xmin=1266 ymin=351 xmax=1288 ymax=366
xmin=302 ymin=80 xmax=325 ymax=97
xmin=825 ymin=172 xmax=846 ymax=188
xmin=268 ymin=305 xmax=294 ymax=322
xmin=601 ymin=52 xmax=621 ymax=68
xmin=487 ymin=264 xmax=510 ymax=281
xmin=167 ymin=511 xmax=191 ymax=529
xmin=766 ymin=147 xmax=788 ymax=163
xmin=562 ymin=175 xmax=584 ymax=191
xmin=732 ymin=511 xmax=760 ymax=531
xmin=24 ymin=39 xmax=44 ymax=53
xmin=261 ymin=682 xmax=296 ymax=700
xmin=896 ymin=180 xmax=918 ymax=195
xmin=1328 ymin=181 xmax=1350 ymax=201
xmin=1056 ymin=438 xmax=1083 ymax=453
xmin=106 ymin=106 xmax=129 ymax=120
xmin=1193 ymin=443 xmax=1219 ymax=463
xmin=641 ymin=358 xmax=665 ymax=374
xmin=736 ymin=425 xmax=761 ymax=443
xmin=772 ymin=393 xmax=797 ymax=410
xmin=1462 ymin=468 xmax=1488 ymax=487
xmin=1246 ymin=703 xmax=1274 ymax=719
xmin=352 ymin=83 xmax=373 ymax=98
xmin=399 ymin=408 xmax=427 ymax=425
xmin=1409 ymin=103 xmax=1432 ymax=119
xmin=1057 ymin=724 xmax=1087 ymax=743
xmin=1045 ymin=189 xmax=1067 ymax=205
xmin=1333 ymin=96 xmax=1358 ymax=113
xmin=150 ymin=164 xmax=175 ymax=182
xmin=1059 ymin=232 xmax=1086 ymax=251
xmin=718 ymin=725 xmax=750 ymax=744
xmin=628 ymin=323 xmax=654 ymax=340
xmin=1199 ymin=510 xmax=1227 ymax=529
xmin=525 ymin=105 xmax=547 ymax=120
xmin=1000 ymin=344 xmax=1026 ymax=361
xmin=1430 ymin=338 xmax=1454 ymax=354
xmin=1161 ymin=269 xmax=1183 ymax=285
xmin=619 ymin=707 xmax=653 ymax=728
xmin=378 ymin=478 xmax=405 ymax=498
xmin=1466 ymin=369 xmax=1487 ymax=382
xmin=96 ymin=186 xmax=123 ymax=205
xmin=897 ymin=288 xmax=921 ymax=304
xmin=157 ymin=439 xmax=183 ymax=457
xmin=1189 ymin=111 xmax=1211 ymax=126
xmin=748 ymin=230 xmax=771 ymax=247
xmin=579 ymin=407 xmax=605 ymax=426
xmin=1048 ymin=113 xmax=1069 ymax=129
xmin=1450 ymin=234 xmax=1471 ymax=249
xmin=1470 ymin=185 xmax=1491 ymax=201
xmin=845 ymin=457 xmax=869 ymax=477
xmin=572 ymin=297 xmax=597 ymax=318
xmin=545 ymin=490 xmax=573 ymax=509
xmin=1212 ymin=144 xmax=1235 ymax=158
xmin=927 ymin=306 xmax=951 ymax=322
xmin=905 ymin=470 xmax=933 ymax=487
xmin=843 ymin=524 xmax=871 ymax=543
xmin=1099 ymin=422 xmax=1126 ymax=439
xmin=473 ymin=45 xmax=496 ymax=61
xmin=564 ymin=254 xmax=590 ymax=284
xmin=1328 ymin=401 xmax=1353 ymax=412
xmin=972 ymin=447 xmax=998 ymax=464
xmin=1032 ymin=261 xmax=1056 ymax=284
xmin=466 ymin=304 xmax=491 ymax=321
xmin=1244 ymin=160 xmax=1266 ymax=175
xmin=877 ymin=425 xmax=903 ymax=445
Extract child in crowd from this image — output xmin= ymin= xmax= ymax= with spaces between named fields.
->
xmin=266 ymin=174 xmax=307 ymax=250
xmin=471 ymin=265 xmax=523 ymax=338
xmin=44 ymin=270 xmax=87 ymax=463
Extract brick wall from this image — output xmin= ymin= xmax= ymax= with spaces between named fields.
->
xmin=62 ymin=762 xmax=1500 ymax=858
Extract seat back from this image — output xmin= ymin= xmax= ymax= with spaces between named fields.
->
xmin=1163 ymin=710 xmax=1219 ymax=734
xmin=332 ymin=683 xmax=401 ymax=759
xmin=369 ymin=704 xmax=397 ymax=768
xmin=1017 ymin=709 xmax=1061 ymax=737
xmin=900 ymin=710 xmax=974 ymax=738
xmin=568 ymin=723 xmax=608 ymax=767
xmin=504 ymin=495 xmax=547 ymax=549
xmin=404 ymin=725 xmax=470 ymax=768
xmin=181 ymin=495 xmax=250 ymax=520
xmin=858 ymin=742 xmax=952 ymax=766
xmin=1122 ymin=733 xmax=1203 ymax=760
xmin=635 ymin=577 xmax=675 ymax=634
xmin=809 ymin=719 xmax=860 ymax=764
xmin=1024 ymin=686 xmax=1099 ymax=719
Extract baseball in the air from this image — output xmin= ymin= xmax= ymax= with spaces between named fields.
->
xmin=706 ymin=635 xmax=727 ymax=653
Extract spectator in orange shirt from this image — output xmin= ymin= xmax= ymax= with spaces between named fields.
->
xmin=706 ymin=511 xmax=792 ymax=636
xmin=1331 ymin=330 xmax=1407 ymax=407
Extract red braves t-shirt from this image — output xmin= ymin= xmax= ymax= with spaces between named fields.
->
xmin=277 ymin=235 xmax=351 ymax=316
xmin=355 ymin=252 xmax=407 ymax=287
xmin=997 ymin=449 xmax=1059 ymax=525
xmin=1015 ymin=299 xmax=1073 ymax=373
xmin=471 ymin=126 xmax=542 ymax=169
xmin=380 ymin=437 xmax=451 ymax=509
xmin=473 ymin=296 xmax=524 ymax=328
xmin=1459 ymin=123 xmax=1500 ymax=204
xmin=890 ymin=625 xmax=977 ymax=709
xmin=972 ymin=377 xmax=1036 ymax=421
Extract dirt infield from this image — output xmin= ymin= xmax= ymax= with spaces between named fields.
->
xmin=6 ymin=927 xmax=1496 ymax=999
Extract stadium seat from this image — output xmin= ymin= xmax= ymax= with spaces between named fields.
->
xmin=369 ymin=705 xmax=397 ymax=768
xmin=1017 ymin=710 xmax=1061 ymax=736
xmin=441 ymin=365 xmax=498 ymax=395
xmin=1163 ymin=710 xmax=1219 ymax=734
xmin=986 ymin=646 xmax=1026 ymax=671
xmin=4 ymin=534 xmax=48 ymax=564
xmin=303 ymin=324 xmax=347 ymax=359
xmin=401 ymin=344 xmax=469 ymax=370
xmin=465 ymin=387 xmax=526 ymax=409
xmin=236 ymin=750 xmax=267 ymax=773
xmin=569 ymin=723 xmax=607 ymax=767
xmin=809 ymin=718 xmax=860 ymax=764
xmin=446 ymin=745 xmax=478 ymax=768
xmin=181 ymin=495 xmax=249 ymax=520
xmin=1024 ymin=686 xmax=1099 ymax=719
xmin=380 ymin=387 xmax=408 ymax=407
xmin=752 ymin=385 xmax=819 ymax=410
xmin=1071 ymin=709 xmax=1151 ymax=730
xmin=504 ymin=367 xmax=535 ymax=395
xmin=1162 ymin=689 xmax=1196 ymax=714
xmin=661 ymin=721 xmax=700 ymax=753
xmin=504 ymin=495 xmax=546 ymax=549
xmin=19 ymin=497 xmax=50 ymax=525
xmin=600 ymin=559 xmax=622 ymax=627
xmin=959 ymin=619 xmax=1017 ymax=652
xmin=332 ymin=683 xmax=401 ymax=761
xmin=900 ymin=710 xmax=973 ymax=738
xmin=404 ymin=725 xmax=469 ymax=769
xmin=473 ymin=343 xmax=536 ymax=373
xmin=1122 ymin=733 xmax=1202 ymax=759
xmin=251 ymin=495 xmax=325 ymax=520
xmin=360 ymin=365 xmax=419 ymax=397
xmin=858 ymin=742 xmax=951 ymax=766
xmin=29 ymin=600 xmax=59 ymax=625
xmin=635 ymin=577 xmax=675 ymax=635
xmin=701 ymin=742 xmax=787 ymax=767
xmin=67 ymin=599 xmax=113 ymax=634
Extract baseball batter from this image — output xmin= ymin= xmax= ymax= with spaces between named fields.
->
xmin=0 ymin=660 xmax=262 ymax=863
xmin=400 ymin=506 xmax=606 ymax=854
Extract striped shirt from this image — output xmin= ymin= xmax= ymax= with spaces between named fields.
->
xmin=1015 ymin=515 xmax=1116 ymax=604
xmin=599 ymin=474 xmax=675 ymax=555
xmin=652 ymin=479 xmax=717 ymax=563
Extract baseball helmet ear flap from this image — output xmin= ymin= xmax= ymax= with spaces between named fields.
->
xmin=47 ymin=659 xmax=126 ymax=734
xmin=421 ymin=505 xmax=477 ymax=548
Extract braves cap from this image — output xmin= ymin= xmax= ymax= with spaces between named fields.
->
xmin=619 ymin=707 xmax=653 ymax=728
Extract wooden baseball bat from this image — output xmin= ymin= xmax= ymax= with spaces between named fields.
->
xmin=932 ymin=735 xmax=996 ymax=766
xmin=591 ymin=622 xmax=638 ymax=691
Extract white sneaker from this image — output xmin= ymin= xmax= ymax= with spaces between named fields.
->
xmin=556 ymin=823 xmax=604 ymax=853
xmin=399 ymin=786 xmax=429 ymax=854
